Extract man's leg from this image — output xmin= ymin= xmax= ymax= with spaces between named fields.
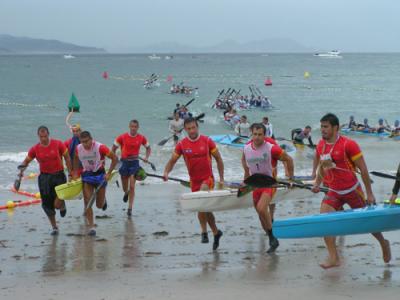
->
xmin=320 ymin=202 xmax=340 ymax=269
xmin=128 ymin=176 xmax=136 ymax=210
xmin=371 ymin=232 xmax=391 ymax=263
xmin=121 ymin=175 xmax=129 ymax=202
xmin=83 ymin=183 xmax=95 ymax=228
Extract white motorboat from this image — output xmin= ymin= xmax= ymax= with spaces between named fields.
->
xmin=148 ymin=54 xmax=161 ymax=60
xmin=63 ymin=54 xmax=75 ymax=59
xmin=314 ymin=50 xmax=342 ymax=58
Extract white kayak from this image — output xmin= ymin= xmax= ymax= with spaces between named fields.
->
xmin=179 ymin=181 xmax=313 ymax=212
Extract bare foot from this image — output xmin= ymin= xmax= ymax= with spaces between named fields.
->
xmin=382 ymin=239 xmax=391 ymax=263
xmin=319 ymin=258 xmax=340 ymax=269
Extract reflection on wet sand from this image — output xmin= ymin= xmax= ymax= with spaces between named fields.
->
xmin=121 ymin=219 xmax=140 ymax=269
xmin=41 ymin=235 xmax=68 ymax=275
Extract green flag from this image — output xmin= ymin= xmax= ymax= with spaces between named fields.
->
xmin=68 ymin=93 xmax=80 ymax=112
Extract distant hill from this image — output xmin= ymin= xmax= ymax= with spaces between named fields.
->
xmin=114 ymin=38 xmax=313 ymax=53
xmin=0 ymin=34 xmax=106 ymax=54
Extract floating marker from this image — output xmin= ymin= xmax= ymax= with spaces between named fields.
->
xmin=68 ymin=93 xmax=80 ymax=112
xmin=264 ymin=77 xmax=272 ymax=86
xmin=304 ymin=71 xmax=310 ymax=78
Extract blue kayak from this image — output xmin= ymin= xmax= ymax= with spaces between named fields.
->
xmin=210 ymin=134 xmax=297 ymax=157
xmin=274 ymin=204 xmax=400 ymax=238
xmin=341 ymin=128 xmax=390 ymax=137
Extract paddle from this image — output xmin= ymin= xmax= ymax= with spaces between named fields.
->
xmin=212 ymin=89 xmax=225 ymax=108
xmin=146 ymin=173 xmax=191 ymax=188
xmin=243 ymin=173 xmax=329 ymax=193
xmin=85 ymin=180 xmax=107 ymax=213
xmin=183 ymin=98 xmax=195 ymax=109
xmin=370 ymin=171 xmax=400 ymax=181
xmin=139 ymin=157 xmax=156 ymax=171
xmin=13 ymin=165 xmax=27 ymax=191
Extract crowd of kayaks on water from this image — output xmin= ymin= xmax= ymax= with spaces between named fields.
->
xmin=340 ymin=115 xmax=400 ymax=138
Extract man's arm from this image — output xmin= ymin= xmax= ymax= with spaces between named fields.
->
xmin=241 ymin=152 xmax=250 ymax=180
xmin=144 ymin=145 xmax=151 ymax=162
xmin=279 ymin=152 xmax=294 ymax=178
xmin=353 ymin=156 xmax=375 ymax=204
xmin=163 ymin=153 xmax=180 ymax=181
xmin=308 ymin=136 xmax=314 ymax=146
xmin=211 ymin=149 xmax=224 ymax=183
xmin=18 ymin=156 xmax=33 ymax=176
xmin=106 ymin=151 xmax=118 ymax=180
xmin=62 ymin=151 xmax=73 ymax=176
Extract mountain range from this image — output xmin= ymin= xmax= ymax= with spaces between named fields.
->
xmin=0 ymin=34 xmax=105 ymax=54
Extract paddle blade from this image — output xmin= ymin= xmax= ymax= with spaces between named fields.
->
xmin=149 ymin=162 xmax=156 ymax=171
xmin=237 ymin=185 xmax=253 ymax=197
xmin=158 ymin=137 xmax=170 ymax=146
xmin=244 ymin=173 xmax=276 ymax=188
xmin=370 ymin=171 xmax=399 ymax=180
xmin=13 ymin=178 xmax=21 ymax=191
xmin=195 ymin=113 xmax=205 ymax=120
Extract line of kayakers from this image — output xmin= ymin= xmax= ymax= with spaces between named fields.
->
xmin=341 ymin=115 xmax=400 ymax=135
xmin=169 ymin=83 xmax=198 ymax=96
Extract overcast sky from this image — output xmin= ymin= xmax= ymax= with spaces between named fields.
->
xmin=1 ymin=0 xmax=399 ymax=52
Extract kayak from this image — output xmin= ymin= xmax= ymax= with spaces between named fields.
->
xmin=384 ymin=198 xmax=400 ymax=204
xmin=210 ymin=134 xmax=297 ymax=157
xmin=180 ymin=181 xmax=313 ymax=212
xmin=210 ymin=134 xmax=249 ymax=149
xmin=341 ymin=128 xmax=390 ymax=137
xmin=55 ymin=170 xmax=118 ymax=200
xmin=273 ymin=204 xmax=400 ymax=238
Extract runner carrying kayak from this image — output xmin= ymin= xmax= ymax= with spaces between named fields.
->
xmin=112 ymin=120 xmax=151 ymax=217
xmin=262 ymin=116 xmax=274 ymax=138
xmin=73 ymin=131 xmax=118 ymax=236
xmin=18 ymin=126 xmax=73 ymax=235
xmin=291 ymin=126 xmax=314 ymax=146
xmin=311 ymin=113 xmax=391 ymax=269
xmin=242 ymin=123 xmax=294 ymax=253
xmin=163 ymin=117 xmax=225 ymax=250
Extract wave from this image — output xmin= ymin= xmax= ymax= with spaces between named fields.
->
xmin=0 ymin=152 xmax=28 ymax=163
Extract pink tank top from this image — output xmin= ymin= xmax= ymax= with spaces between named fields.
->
xmin=77 ymin=141 xmax=104 ymax=172
xmin=243 ymin=141 xmax=273 ymax=176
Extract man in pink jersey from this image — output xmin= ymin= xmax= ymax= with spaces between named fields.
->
xmin=312 ymin=113 xmax=391 ymax=268
xmin=73 ymin=131 xmax=118 ymax=236
xmin=242 ymin=123 xmax=294 ymax=253
xmin=163 ymin=117 xmax=225 ymax=250
xmin=18 ymin=126 xmax=73 ymax=235
xmin=112 ymin=120 xmax=151 ymax=217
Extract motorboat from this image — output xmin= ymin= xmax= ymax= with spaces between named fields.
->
xmin=314 ymin=50 xmax=342 ymax=58
xmin=148 ymin=54 xmax=161 ymax=60
xmin=63 ymin=54 xmax=75 ymax=59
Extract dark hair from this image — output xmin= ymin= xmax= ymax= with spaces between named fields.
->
xmin=263 ymin=117 xmax=269 ymax=121
xmin=320 ymin=113 xmax=339 ymax=127
xmin=250 ymin=123 xmax=266 ymax=134
xmin=305 ymin=125 xmax=312 ymax=129
xmin=129 ymin=119 xmax=139 ymax=126
xmin=184 ymin=117 xmax=198 ymax=127
xmin=37 ymin=125 xmax=49 ymax=135
xmin=80 ymin=131 xmax=92 ymax=139
xmin=241 ymin=115 xmax=247 ymax=119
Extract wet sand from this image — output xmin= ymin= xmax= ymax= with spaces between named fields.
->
xmin=1 ymin=182 xmax=399 ymax=299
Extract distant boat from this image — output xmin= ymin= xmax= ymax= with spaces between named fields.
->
xmin=148 ymin=54 xmax=161 ymax=60
xmin=264 ymin=77 xmax=272 ymax=86
xmin=63 ymin=54 xmax=75 ymax=59
xmin=314 ymin=50 xmax=342 ymax=58
xmin=164 ymin=55 xmax=173 ymax=60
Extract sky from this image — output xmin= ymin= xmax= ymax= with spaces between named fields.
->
xmin=1 ymin=0 xmax=399 ymax=52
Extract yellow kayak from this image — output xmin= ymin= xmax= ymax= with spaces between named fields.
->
xmin=384 ymin=198 xmax=400 ymax=205
xmin=55 ymin=170 xmax=118 ymax=200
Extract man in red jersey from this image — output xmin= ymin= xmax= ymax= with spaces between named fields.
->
xmin=112 ymin=120 xmax=151 ymax=217
xmin=163 ymin=117 xmax=225 ymax=250
xmin=18 ymin=126 xmax=73 ymax=235
xmin=312 ymin=113 xmax=391 ymax=269
xmin=64 ymin=124 xmax=82 ymax=177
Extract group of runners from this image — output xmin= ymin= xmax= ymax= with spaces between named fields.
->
xmin=17 ymin=113 xmax=393 ymax=269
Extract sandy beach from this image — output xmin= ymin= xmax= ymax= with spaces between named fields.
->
xmin=1 ymin=182 xmax=399 ymax=299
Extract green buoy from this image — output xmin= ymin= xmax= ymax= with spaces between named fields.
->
xmin=68 ymin=93 xmax=80 ymax=112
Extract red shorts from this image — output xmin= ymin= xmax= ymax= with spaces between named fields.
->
xmin=322 ymin=186 xmax=366 ymax=211
xmin=252 ymin=188 xmax=276 ymax=206
xmin=190 ymin=177 xmax=214 ymax=192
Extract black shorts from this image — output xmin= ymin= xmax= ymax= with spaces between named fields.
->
xmin=38 ymin=171 xmax=66 ymax=216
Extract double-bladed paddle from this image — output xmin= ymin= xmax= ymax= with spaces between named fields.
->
xmin=241 ymin=173 xmax=328 ymax=194
xmin=138 ymin=157 xmax=156 ymax=171
xmin=370 ymin=171 xmax=400 ymax=181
